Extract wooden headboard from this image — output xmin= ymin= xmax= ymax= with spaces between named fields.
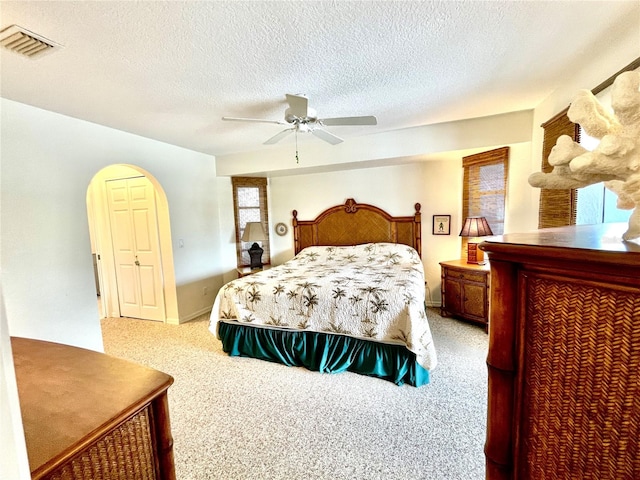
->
xmin=292 ymin=198 xmax=422 ymax=257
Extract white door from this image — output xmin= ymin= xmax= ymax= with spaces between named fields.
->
xmin=107 ymin=177 xmax=165 ymax=321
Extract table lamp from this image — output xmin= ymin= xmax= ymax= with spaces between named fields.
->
xmin=242 ymin=222 xmax=267 ymax=269
xmin=459 ymin=216 xmax=493 ymax=264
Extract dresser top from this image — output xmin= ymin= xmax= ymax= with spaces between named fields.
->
xmin=12 ymin=337 xmax=173 ymax=475
xmin=480 ymin=223 xmax=640 ymax=267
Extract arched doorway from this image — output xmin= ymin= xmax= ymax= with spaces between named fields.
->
xmin=87 ymin=164 xmax=179 ymax=323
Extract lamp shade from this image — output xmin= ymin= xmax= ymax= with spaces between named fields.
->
xmin=459 ymin=217 xmax=494 ymax=238
xmin=241 ymin=222 xmax=267 ymax=242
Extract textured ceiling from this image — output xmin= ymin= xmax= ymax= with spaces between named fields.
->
xmin=1 ymin=1 xmax=638 ymax=157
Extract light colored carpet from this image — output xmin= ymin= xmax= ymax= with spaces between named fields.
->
xmin=101 ymin=308 xmax=488 ymax=480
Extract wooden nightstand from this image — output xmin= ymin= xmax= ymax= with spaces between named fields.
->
xmin=440 ymin=259 xmax=490 ymax=331
xmin=236 ymin=264 xmax=271 ymax=278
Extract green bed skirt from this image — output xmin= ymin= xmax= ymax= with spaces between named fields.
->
xmin=217 ymin=322 xmax=430 ymax=387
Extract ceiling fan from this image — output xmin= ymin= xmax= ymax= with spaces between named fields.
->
xmin=222 ymin=94 xmax=377 ymax=145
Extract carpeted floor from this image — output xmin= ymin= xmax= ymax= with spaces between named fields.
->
xmin=101 ymin=308 xmax=488 ymax=480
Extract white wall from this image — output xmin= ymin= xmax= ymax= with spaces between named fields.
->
xmin=0 ymin=288 xmax=30 ymax=480
xmin=269 ymin=162 xmax=434 ymax=262
xmin=1 ymin=98 xmax=223 ymax=349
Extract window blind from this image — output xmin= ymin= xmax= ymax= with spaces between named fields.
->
xmin=538 ymin=109 xmax=580 ymax=229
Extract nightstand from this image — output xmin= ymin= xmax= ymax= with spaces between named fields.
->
xmin=440 ymin=259 xmax=490 ymax=331
xmin=236 ymin=264 xmax=271 ymax=278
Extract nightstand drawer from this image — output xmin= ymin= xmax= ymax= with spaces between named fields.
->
xmin=445 ymin=269 xmax=485 ymax=283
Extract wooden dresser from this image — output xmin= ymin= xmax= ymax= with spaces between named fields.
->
xmin=480 ymin=223 xmax=640 ymax=480
xmin=12 ymin=337 xmax=176 ymax=480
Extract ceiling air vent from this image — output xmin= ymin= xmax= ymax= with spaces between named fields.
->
xmin=0 ymin=25 xmax=60 ymax=58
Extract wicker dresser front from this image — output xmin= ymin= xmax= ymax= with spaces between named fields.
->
xmin=519 ymin=273 xmax=639 ymax=479
xmin=12 ymin=337 xmax=175 ymax=480
xmin=43 ymin=406 xmax=157 ymax=480
xmin=481 ymin=223 xmax=640 ymax=480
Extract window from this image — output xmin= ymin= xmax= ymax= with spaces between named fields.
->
xmin=462 ymin=147 xmax=509 ymax=259
xmin=576 ymin=85 xmax=633 ymax=226
xmin=462 ymin=146 xmax=509 ymax=234
xmin=231 ymin=177 xmax=270 ymax=267
xmin=539 ymin=57 xmax=639 ymax=229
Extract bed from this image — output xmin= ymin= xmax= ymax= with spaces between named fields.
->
xmin=209 ymin=198 xmax=437 ymax=386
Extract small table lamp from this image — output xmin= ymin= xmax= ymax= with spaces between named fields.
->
xmin=459 ymin=216 xmax=493 ymax=264
xmin=242 ymin=222 xmax=267 ymax=269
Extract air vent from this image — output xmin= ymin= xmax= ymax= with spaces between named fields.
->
xmin=0 ymin=25 xmax=60 ymax=58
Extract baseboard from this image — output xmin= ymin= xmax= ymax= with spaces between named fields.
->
xmin=175 ymin=307 xmax=212 ymax=325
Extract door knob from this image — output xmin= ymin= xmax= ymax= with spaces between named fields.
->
xmin=135 ymin=256 xmax=140 ymax=266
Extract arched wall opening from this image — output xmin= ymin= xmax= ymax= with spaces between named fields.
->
xmin=86 ymin=164 xmax=179 ymax=323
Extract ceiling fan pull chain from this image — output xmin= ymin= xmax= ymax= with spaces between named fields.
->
xmin=295 ymin=130 xmax=299 ymax=164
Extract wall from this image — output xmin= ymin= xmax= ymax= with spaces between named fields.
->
xmin=0 ymin=98 xmax=223 ymax=349
xmin=0 ymin=288 xmax=30 ymax=480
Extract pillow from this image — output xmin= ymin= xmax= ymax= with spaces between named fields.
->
xmin=293 ymin=242 xmax=420 ymax=266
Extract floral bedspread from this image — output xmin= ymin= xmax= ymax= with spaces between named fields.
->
xmin=209 ymin=243 xmax=437 ymax=371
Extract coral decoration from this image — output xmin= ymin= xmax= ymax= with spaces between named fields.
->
xmin=528 ymin=71 xmax=640 ymax=241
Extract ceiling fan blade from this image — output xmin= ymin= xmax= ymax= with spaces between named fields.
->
xmin=285 ymin=94 xmax=308 ymax=118
xmin=312 ymin=128 xmax=343 ymax=145
xmin=264 ymin=128 xmax=295 ymax=145
xmin=222 ymin=116 xmax=286 ymax=125
xmin=320 ymin=116 xmax=378 ymax=126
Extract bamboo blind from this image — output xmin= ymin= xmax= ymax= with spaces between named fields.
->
xmin=538 ymin=110 xmax=579 ymax=229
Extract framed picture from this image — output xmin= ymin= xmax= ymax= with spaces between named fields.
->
xmin=433 ymin=215 xmax=451 ymax=235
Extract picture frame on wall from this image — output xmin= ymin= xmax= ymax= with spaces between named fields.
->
xmin=432 ymin=215 xmax=451 ymax=235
